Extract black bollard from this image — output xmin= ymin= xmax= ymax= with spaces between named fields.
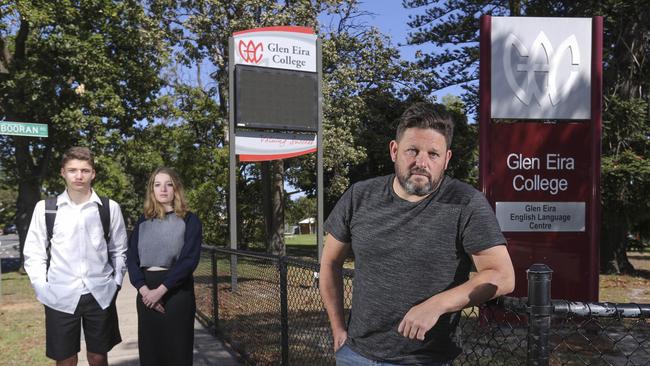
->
xmin=527 ymin=263 xmax=553 ymax=366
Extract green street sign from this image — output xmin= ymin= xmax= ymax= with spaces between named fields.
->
xmin=0 ymin=121 xmax=48 ymax=137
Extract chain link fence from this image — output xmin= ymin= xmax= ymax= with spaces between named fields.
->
xmin=195 ymin=247 xmax=650 ymax=366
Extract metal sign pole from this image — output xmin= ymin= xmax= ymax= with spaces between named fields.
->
xmin=317 ymin=39 xmax=324 ymax=262
xmin=228 ymin=37 xmax=238 ymax=292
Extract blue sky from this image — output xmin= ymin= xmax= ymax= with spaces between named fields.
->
xmin=355 ymin=1 xmax=465 ymax=100
xmin=357 ymin=1 xmax=419 ymax=58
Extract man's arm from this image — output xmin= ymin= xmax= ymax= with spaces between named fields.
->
xmin=398 ymin=245 xmax=514 ymax=340
xmin=319 ymin=234 xmax=351 ymax=352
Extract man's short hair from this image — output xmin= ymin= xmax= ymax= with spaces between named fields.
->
xmin=395 ymin=102 xmax=454 ymax=149
xmin=61 ymin=147 xmax=95 ymax=169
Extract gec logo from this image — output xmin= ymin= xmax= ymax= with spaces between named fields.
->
xmin=238 ymin=40 xmax=263 ymax=64
xmin=504 ymin=32 xmax=581 ymax=107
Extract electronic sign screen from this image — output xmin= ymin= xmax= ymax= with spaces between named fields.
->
xmin=235 ymin=65 xmax=318 ymax=131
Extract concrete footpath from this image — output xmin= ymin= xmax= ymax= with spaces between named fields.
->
xmin=79 ymin=274 xmax=241 ymax=366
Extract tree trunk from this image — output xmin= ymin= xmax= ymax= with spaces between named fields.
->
xmin=601 ymin=208 xmax=635 ymax=274
xmin=16 ymin=179 xmax=41 ymax=266
xmin=615 ymin=240 xmax=635 ymax=274
xmin=14 ymin=138 xmax=44 ymax=267
xmin=267 ymin=160 xmax=285 ymax=256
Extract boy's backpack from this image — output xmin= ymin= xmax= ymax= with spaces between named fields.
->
xmin=44 ymin=196 xmax=111 ymax=272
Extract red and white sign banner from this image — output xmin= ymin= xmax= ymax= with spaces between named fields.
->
xmin=235 ymin=131 xmax=317 ymax=162
xmin=233 ymin=26 xmax=317 ymax=72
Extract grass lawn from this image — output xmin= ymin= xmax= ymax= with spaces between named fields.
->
xmin=0 ymin=272 xmax=48 ymax=366
xmin=4 ymin=250 xmax=649 ymax=366
xmin=600 ymin=251 xmax=650 ymax=303
xmin=284 ymin=234 xmax=317 ymax=246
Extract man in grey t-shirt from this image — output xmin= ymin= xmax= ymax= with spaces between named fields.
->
xmin=320 ymin=102 xmax=515 ymax=365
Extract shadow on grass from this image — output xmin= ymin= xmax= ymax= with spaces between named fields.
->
xmin=629 ymin=269 xmax=650 ymax=280
xmin=286 ymin=244 xmax=318 ymax=259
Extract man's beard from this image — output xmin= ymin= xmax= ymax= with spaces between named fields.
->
xmin=396 ymin=167 xmax=442 ymax=197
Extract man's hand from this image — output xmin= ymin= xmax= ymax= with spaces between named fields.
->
xmin=398 ymin=300 xmax=442 ymax=340
xmin=332 ymin=329 xmax=347 ymax=352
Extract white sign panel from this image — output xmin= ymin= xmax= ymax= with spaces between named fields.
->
xmin=233 ymin=26 xmax=317 ymax=72
xmin=235 ymin=131 xmax=317 ymax=162
xmin=496 ymin=202 xmax=585 ymax=232
xmin=491 ymin=17 xmax=592 ymax=119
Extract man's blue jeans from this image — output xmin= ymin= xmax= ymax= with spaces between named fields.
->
xmin=335 ymin=345 xmax=452 ymax=366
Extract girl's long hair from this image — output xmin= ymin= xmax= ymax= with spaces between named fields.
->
xmin=143 ymin=167 xmax=188 ymax=220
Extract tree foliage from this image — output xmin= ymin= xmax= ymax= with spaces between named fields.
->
xmin=0 ymin=0 xmax=170 ymax=263
xmin=285 ymin=196 xmax=316 ymax=228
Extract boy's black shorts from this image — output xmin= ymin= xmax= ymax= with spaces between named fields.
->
xmin=45 ymin=293 xmax=121 ymax=360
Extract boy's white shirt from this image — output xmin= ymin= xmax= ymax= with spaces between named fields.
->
xmin=23 ymin=190 xmax=128 ymax=313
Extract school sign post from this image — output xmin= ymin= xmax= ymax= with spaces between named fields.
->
xmin=227 ymin=27 xmax=323 ymax=286
xmin=480 ymin=16 xmax=602 ymax=301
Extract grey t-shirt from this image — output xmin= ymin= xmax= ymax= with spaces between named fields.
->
xmin=325 ymin=174 xmax=506 ymax=363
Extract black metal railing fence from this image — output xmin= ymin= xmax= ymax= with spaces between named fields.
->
xmin=194 ymin=247 xmax=650 ymax=366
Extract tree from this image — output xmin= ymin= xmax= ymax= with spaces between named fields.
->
xmin=441 ymin=95 xmax=478 ymax=186
xmin=0 ymin=188 xmax=18 ymax=227
xmin=286 ymin=196 xmax=316 ymax=229
xmin=601 ymin=96 xmax=650 ymax=273
xmin=0 ymin=0 xmax=170 ymax=265
xmin=403 ymin=0 xmax=518 ymax=115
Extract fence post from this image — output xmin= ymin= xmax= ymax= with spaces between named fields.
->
xmin=231 ymin=254 xmax=238 ymax=292
xmin=527 ymin=263 xmax=553 ymax=366
xmin=279 ymin=256 xmax=289 ymax=366
xmin=211 ymin=249 xmax=219 ymax=333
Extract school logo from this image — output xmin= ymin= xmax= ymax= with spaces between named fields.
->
xmin=503 ymin=32 xmax=581 ymax=107
xmin=238 ymin=40 xmax=263 ymax=64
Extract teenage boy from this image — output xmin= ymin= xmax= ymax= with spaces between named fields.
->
xmin=24 ymin=147 xmax=128 ymax=366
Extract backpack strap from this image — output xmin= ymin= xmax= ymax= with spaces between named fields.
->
xmin=98 ymin=196 xmax=113 ymax=272
xmin=98 ymin=196 xmax=111 ymax=246
xmin=44 ymin=197 xmax=58 ymax=275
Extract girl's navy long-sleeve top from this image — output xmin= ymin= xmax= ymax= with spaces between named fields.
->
xmin=127 ymin=211 xmax=202 ymax=290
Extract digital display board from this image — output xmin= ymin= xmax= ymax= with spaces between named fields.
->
xmin=235 ymin=65 xmax=318 ymax=131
